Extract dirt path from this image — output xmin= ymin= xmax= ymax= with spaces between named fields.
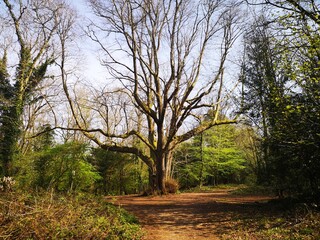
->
xmin=108 ymin=189 xmax=275 ymax=240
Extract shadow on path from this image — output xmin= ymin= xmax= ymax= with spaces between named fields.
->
xmin=107 ymin=190 xmax=276 ymax=240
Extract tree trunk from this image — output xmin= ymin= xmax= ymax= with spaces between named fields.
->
xmin=148 ymin=165 xmax=157 ymax=194
xmin=119 ymin=167 xmax=125 ymax=195
xmin=148 ymin=155 xmax=167 ymax=195
xmin=164 ymin=150 xmax=174 ymax=180
xmin=156 ymin=155 xmax=166 ymax=194
xmin=199 ymin=132 xmax=204 ymax=189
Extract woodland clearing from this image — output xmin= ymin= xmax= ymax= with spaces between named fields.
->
xmin=110 ymin=188 xmax=320 ymax=240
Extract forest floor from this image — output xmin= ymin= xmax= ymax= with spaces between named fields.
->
xmin=107 ymin=187 xmax=320 ymax=240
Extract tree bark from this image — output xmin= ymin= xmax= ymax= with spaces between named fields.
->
xmin=156 ymin=158 xmax=165 ymax=194
xmin=73 ymin=0 xmax=243 ymax=194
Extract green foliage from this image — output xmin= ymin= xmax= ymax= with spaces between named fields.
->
xmin=14 ymin=142 xmax=101 ymax=192
xmin=222 ymin=207 xmax=320 ymax=240
xmin=231 ymin=185 xmax=274 ymax=196
xmin=174 ymin=123 xmax=248 ymax=189
xmin=173 ymin=142 xmax=200 ymax=188
xmin=267 ymin=94 xmax=320 ymax=197
xmin=0 ymin=46 xmax=53 ymax=176
xmin=240 ymin=15 xmax=289 ymax=185
xmin=241 ymin=10 xmax=320 ymax=200
xmin=33 ymin=124 xmax=55 ymax=151
xmin=89 ymin=148 xmax=148 ymax=195
xmin=201 ymin=125 xmax=246 ymax=182
xmin=0 ymin=52 xmax=14 ymax=176
xmin=272 ymin=3 xmax=320 ymax=198
xmin=0 ymin=52 xmax=11 ymax=101
xmin=0 ymin=192 xmax=142 ymax=239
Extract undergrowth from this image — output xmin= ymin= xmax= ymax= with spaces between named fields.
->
xmin=181 ymin=184 xmax=248 ymax=193
xmin=221 ymin=200 xmax=320 ymax=240
xmin=230 ymin=184 xmax=274 ymax=196
xmin=0 ymin=191 xmax=142 ymax=240
xmin=222 ymin=211 xmax=320 ymax=239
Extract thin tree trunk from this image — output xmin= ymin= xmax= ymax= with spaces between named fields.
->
xmin=199 ymin=132 xmax=204 ymax=189
xmin=165 ymin=150 xmax=174 ymax=180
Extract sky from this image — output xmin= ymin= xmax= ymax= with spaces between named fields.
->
xmin=70 ymin=0 xmax=110 ymax=87
xmin=70 ymin=0 xmax=244 ymax=86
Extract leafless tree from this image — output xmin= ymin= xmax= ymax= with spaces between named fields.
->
xmin=65 ymin=0 xmax=244 ymax=193
xmin=246 ymin=0 xmax=320 ymax=24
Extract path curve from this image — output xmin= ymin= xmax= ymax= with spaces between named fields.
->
xmin=108 ymin=189 xmax=274 ymax=240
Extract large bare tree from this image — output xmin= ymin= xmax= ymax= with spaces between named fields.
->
xmin=65 ymin=0 xmax=243 ymax=193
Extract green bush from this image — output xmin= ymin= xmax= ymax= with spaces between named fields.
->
xmin=89 ymin=148 xmax=149 ymax=195
xmin=14 ymin=142 xmax=101 ymax=192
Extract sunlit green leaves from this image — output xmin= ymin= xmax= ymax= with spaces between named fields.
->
xmin=174 ymin=122 xmax=247 ymax=188
xmin=15 ymin=142 xmax=102 ymax=192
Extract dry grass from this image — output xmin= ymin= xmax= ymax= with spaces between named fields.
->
xmin=0 ymin=191 xmax=142 ymax=240
xmin=164 ymin=178 xmax=180 ymax=194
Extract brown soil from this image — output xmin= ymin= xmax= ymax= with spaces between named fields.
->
xmin=107 ymin=189 xmax=276 ymax=240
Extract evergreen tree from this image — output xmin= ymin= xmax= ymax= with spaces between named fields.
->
xmin=240 ymin=16 xmax=289 ymax=185
xmin=0 ymin=52 xmax=15 ymax=176
xmin=241 ymin=9 xmax=320 ymax=198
